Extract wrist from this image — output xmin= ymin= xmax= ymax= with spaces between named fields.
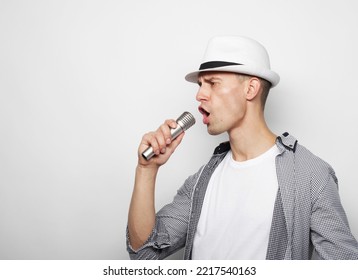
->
xmin=136 ymin=164 xmax=159 ymax=176
xmin=134 ymin=164 xmax=158 ymax=192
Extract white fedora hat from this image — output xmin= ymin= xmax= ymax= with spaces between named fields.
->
xmin=185 ymin=36 xmax=280 ymax=87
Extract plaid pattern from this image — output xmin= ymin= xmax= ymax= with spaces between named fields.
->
xmin=127 ymin=133 xmax=358 ymax=260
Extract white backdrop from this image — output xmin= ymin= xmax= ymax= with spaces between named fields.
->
xmin=1 ymin=0 xmax=357 ymax=259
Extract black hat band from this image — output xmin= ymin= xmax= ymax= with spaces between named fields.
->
xmin=199 ymin=61 xmax=242 ymax=70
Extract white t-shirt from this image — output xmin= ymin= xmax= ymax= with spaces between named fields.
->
xmin=192 ymin=145 xmax=280 ymax=259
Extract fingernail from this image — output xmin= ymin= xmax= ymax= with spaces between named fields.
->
xmin=161 ymin=148 xmax=166 ymax=154
xmin=166 ymin=138 xmax=171 ymax=144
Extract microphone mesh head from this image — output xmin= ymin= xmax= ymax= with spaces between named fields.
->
xmin=176 ymin=111 xmax=196 ymax=131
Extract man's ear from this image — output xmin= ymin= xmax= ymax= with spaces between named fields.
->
xmin=245 ymin=77 xmax=261 ymax=101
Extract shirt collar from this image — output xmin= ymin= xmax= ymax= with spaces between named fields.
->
xmin=213 ymin=132 xmax=298 ymax=155
xmin=276 ymin=132 xmax=298 ymax=153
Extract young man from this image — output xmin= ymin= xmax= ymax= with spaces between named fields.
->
xmin=127 ymin=36 xmax=358 ymax=259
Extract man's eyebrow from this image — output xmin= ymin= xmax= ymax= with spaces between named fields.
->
xmin=204 ymin=76 xmax=221 ymax=83
xmin=197 ymin=74 xmax=222 ymax=86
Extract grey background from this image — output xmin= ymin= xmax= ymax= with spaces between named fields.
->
xmin=1 ymin=0 xmax=357 ymax=259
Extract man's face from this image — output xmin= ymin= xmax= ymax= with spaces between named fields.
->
xmin=196 ymin=72 xmax=248 ymax=136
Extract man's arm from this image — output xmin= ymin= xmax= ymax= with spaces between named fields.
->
xmin=127 ymin=119 xmax=185 ymax=250
xmin=311 ymin=172 xmax=358 ymax=259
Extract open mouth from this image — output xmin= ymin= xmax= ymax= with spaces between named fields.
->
xmin=199 ymin=106 xmax=210 ymax=117
xmin=198 ymin=106 xmax=210 ymax=124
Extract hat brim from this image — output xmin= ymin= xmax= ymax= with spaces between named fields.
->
xmin=185 ymin=65 xmax=280 ymax=88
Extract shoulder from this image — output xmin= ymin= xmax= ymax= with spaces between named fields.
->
xmin=278 ymin=132 xmax=334 ymax=174
xmin=278 ymin=133 xmax=338 ymax=195
xmin=295 ymin=143 xmax=338 ymax=194
xmin=294 ymin=141 xmax=336 ymax=180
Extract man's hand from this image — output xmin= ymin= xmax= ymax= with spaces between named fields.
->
xmin=138 ymin=119 xmax=185 ymax=168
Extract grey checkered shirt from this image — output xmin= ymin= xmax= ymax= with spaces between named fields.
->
xmin=127 ymin=133 xmax=358 ymax=259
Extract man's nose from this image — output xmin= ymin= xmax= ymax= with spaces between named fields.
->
xmin=196 ymin=86 xmax=209 ymax=102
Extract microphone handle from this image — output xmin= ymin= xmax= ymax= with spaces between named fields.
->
xmin=142 ymin=124 xmax=184 ymax=160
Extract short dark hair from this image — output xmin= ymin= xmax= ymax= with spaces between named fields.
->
xmin=236 ymin=74 xmax=271 ymax=110
xmin=259 ymin=78 xmax=271 ymax=110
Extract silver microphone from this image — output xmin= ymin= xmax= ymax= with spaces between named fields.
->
xmin=142 ymin=111 xmax=196 ymax=160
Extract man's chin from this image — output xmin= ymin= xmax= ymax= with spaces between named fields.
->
xmin=207 ymin=126 xmax=223 ymax=136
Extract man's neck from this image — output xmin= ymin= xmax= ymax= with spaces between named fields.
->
xmin=228 ymin=119 xmax=276 ymax=162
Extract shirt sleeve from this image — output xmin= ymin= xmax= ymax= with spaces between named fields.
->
xmin=126 ymin=166 xmax=204 ymax=260
xmin=310 ymin=171 xmax=358 ymax=259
